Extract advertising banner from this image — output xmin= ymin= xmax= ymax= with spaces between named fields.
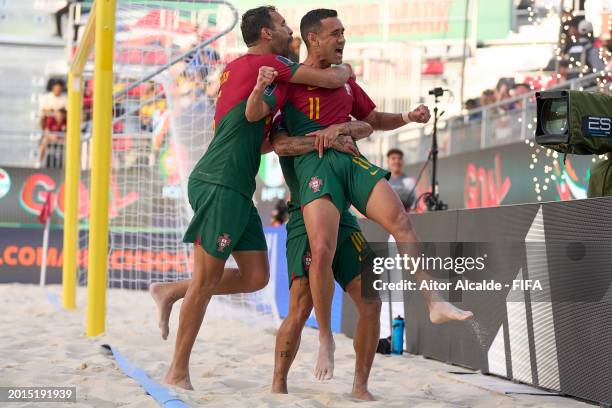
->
xmin=0 ymin=166 xmax=146 ymax=227
xmin=405 ymin=141 xmax=602 ymax=212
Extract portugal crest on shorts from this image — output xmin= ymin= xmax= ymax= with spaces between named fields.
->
xmin=216 ymin=233 xmax=232 ymax=252
xmin=308 ymin=176 xmax=323 ymax=193
xmin=302 ymin=251 xmax=312 ymax=271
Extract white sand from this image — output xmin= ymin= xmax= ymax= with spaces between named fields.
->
xmin=0 ymin=284 xmax=591 ymax=408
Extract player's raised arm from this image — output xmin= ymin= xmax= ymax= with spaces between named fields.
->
xmin=245 ymin=66 xmax=277 ymax=122
xmin=363 ymin=104 xmax=431 ymax=131
xmin=257 ymin=54 xmax=351 ymax=89
xmin=289 ymin=63 xmax=352 ymax=88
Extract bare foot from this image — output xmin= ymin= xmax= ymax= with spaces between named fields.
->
xmin=271 ymin=378 xmax=288 ymax=394
xmin=164 ymin=370 xmax=193 ymax=390
xmin=149 ymin=282 xmax=175 ymax=340
xmin=429 ymin=301 xmax=473 ymax=324
xmin=314 ymin=333 xmax=335 ymax=381
xmin=351 ymin=387 xmax=376 ymax=401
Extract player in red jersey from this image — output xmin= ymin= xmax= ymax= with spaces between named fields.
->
xmin=246 ymin=9 xmax=473 ymax=384
xmin=157 ymin=6 xmax=358 ymax=390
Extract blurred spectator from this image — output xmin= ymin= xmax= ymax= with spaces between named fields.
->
xmin=464 ymin=98 xmax=481 ymax=121
xmin=511 ymin=83 xmax=531 ymax=96
xmin=39 ymin=108 xmax=67 ymax=169
xmin=495 ymin=78 xmax=514 ymax=101
xmin=603 ymin=31 xmax=612 ymax=55
xmin=140 ymin=82 xmax=166 ymax=131
xmin=185 ymin=47 xmax=219 ymax=81
xmin=560 ymin=12 xmax=582 ymax=56
xmin=386 ymin=149 xmax=416 ymax=210
xmin=547 ymin=59 xmax=570 ymax=88
xmin=510 ymin=83 xmax=531 ymax=110
xmin=54 ymin=0 xmax=82 ymax=40
xmin=43 ymin=108 xmax=67 ymax=132
xmin=288 ymin=37 xmax=302 ymax=63
xmin=270 ymin=199 xmax=288 ymax=226
xmin=558 ymin=59 xmax=571 ymax=82
xmin=480 ymin=89 xmax=497 ymax=107
xmin=112 ymin=83 xmax=126 ymax=134
xmin=602 ymin=31 xmax=612 ymax=70
xmin=39 ymin=79 xmax=66 ymax=128
xmin=82 ymin=80 xmax=93 ymax=122
xmin=565 ymin=20 xmax=606 ymax=79
xmin=54 ymin=1 xmax=69 ymax=38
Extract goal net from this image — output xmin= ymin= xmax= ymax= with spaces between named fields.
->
xmin=76 ymin=0 xmax=280 ymax=324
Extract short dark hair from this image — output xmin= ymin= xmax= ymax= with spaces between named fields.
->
xmin=513 ymin=83 xmax=530 ymax=90
xmin=300 ymin=9 xmax=338 ymax=47
xmin=465 ymin=98 xmax=480 ymax=109
xmin=240 ymin=6 xmax=276 ymax=47
xmin=387 ymin=148 xmax=404 ymax=158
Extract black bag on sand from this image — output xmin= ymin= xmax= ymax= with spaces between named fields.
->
xmin=376 ymin=336 xmax=392 ymax=355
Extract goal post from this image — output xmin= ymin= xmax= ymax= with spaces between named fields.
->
xmin=86 ymin=0 xmax=117 ymax=337
xmin=64 ymin=0 xmax=277 ymax=337
xmin=62 ymin=4 xmax=97 ymax=311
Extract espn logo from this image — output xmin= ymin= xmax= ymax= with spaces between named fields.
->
xmin=583 ymin=116 xmax=612 ymax=137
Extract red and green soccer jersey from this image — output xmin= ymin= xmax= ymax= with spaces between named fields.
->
xmin=189 ymin=54 xmax=299 ymax=198
xmin=278 ymin=76 xmax=385 ymax=215
xmin=279 ymin=77 xmax=376 ymax=136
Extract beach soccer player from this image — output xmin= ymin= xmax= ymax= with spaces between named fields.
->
xmin=245 ymin=8 xmax=473 ymax=381
xmin=159 ymin=6 xmax=354 ymax=390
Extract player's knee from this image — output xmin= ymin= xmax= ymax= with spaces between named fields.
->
xmin=286 ymin=302 xmax=311 ymax=329
xmin=295 ymin=298 xmax=313 ymax=324
xmin=310 ymin=241 xmax=334 ymax=266
xmin=248 ymin=265 xmax=270 ymax=291
xmin=358 ymin=299 xmax=382 ymax=320
xmin=389 ymin=210 xmax=413 ymax=237
xmin=192 ymin=273 xmax=222 ymax=294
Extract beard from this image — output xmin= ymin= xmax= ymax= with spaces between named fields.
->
xmin=272 ymin=35 xmax=292 ymax=57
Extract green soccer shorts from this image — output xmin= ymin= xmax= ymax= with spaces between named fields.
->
xmin=329 ymin=152 xmax=391 ymax=215
xmin=183 ymin=178 xmax=267 ymax=260
xmin=286 ymin=227 xmax=368 ymax=290
xmin=294 ymin=151 xmax=347 ymax=214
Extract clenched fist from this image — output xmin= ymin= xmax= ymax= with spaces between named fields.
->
xmin=408 ymin=104 xmax=431 ymax=124
xmin=255 ymin=66 xmax=278 ymax=92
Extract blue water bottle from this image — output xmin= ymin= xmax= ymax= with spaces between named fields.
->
xmin=392 ymin=316 xmax=405 ymax=355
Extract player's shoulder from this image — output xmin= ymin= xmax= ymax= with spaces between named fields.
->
xmin=221 ymin=54 xmax=248 ymax=75
xmin=347 ymin=77 xmax=362 ymax=90
xmin=248 ymin=53 xmax=296 ymax=67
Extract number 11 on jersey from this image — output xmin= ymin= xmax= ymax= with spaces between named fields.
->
xmin=309 ymin=97 xmax=320 ymax=120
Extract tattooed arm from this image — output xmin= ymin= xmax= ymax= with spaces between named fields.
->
xmin=304 ymin=121 xmax=373 ymax=157
xmin=270 ymin=121 xmax=373 ymax=157
xmin=270 ymin=131 xmax=359 ymax=157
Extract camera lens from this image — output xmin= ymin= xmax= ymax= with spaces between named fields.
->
xmin=542 ymin=98 xmax=568 ymax=135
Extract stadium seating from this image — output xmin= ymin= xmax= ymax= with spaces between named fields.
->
xmin=0 ymin=0 xmax=67 ymax=166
